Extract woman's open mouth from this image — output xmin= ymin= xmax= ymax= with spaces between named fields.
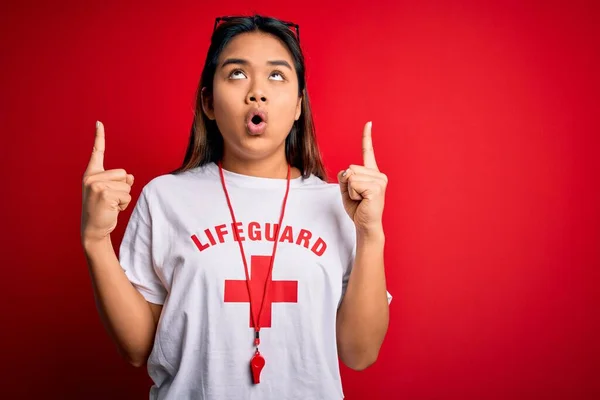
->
xmin=246 ymin=110 xmax=268 ymax=135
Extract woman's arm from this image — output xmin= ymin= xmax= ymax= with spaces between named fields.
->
xmin=84 ymin=236 xmax=162 ymax=367
xmin=336 ymin=226 xmax=389 ymax=371
xmin=335 ymin=121 xmax=390 ymax=370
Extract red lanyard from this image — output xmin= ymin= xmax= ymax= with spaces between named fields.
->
xmin=217 ymin=161 xmax=292 ymax=384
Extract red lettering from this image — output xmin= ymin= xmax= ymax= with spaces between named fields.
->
xmin=311 ymin=237 xmax=327 ymax=256
xmin=248 ymin=222 xmax=261 ymax=241
xmin=296 ymin=229 xmax=312 ymax=248
xmin=191 ymin=234 xmax=209 ymax=251
xmin=279 ymin=226 xmax=293 ymax=243
xmin=193 ymin=223 xmax=327 ymax=256
xmin=265 ymin=223 xmax=280 ymax=242
xmin=205 ymin=228 xmax=216 ymax=246
xmin=215 ymin=224 xmax=228 ymax=243
xmin=232 ymin=222 xmax=245 ymax=242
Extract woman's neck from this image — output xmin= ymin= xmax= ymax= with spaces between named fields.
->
xmin=220 ymin=152 xmax=302 ymax=179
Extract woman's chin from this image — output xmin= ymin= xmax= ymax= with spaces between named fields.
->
xmin=235 ymin=140 xmax=278 ymax=159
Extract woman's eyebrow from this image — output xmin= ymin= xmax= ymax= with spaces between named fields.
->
xmin=221 ymin=58 xmax=247 ymax=68
xmin=221 ymin=58 xmax=292 ymax=70
xmin=267 ymin=60 xmax=292 ymax=69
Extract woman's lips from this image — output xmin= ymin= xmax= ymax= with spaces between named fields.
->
xmin=246 ymin=109 xmax=268 ymax=135
xmin=247 ymin=120 xmax=267 ymax=135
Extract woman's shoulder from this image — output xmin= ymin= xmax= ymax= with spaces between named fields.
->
xmin=297 ymin=173 xmax=342 ymax=194
xmin=294 ymin=175 xmax=350 ymax=220
xmin=137 ymin=163 xmax=219 ymax=200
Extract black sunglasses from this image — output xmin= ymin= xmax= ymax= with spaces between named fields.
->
xmin=213 ymin=16 xmax=300 ymax=43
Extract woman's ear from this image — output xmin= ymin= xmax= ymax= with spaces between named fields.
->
xmin=295 ymin=95 xmax=302 ymax=121
xmin=201 ymin=87 xmax=215 ymax=120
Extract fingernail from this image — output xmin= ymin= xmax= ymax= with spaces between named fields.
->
xmin=342 ymin=170 xmax=347 ymax=177
xmin=96 ymin=121 xmax=100 ymax=129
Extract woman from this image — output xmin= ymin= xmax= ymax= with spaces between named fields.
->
xmin=81 ymin=14 xmax=391 ymax=400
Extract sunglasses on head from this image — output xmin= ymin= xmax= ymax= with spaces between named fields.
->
xmin=213 ymin=16 xmax=300 ymax=43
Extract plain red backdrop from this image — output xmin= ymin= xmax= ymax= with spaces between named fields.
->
xmin=1 ymin=0 xmax=598 ymax=398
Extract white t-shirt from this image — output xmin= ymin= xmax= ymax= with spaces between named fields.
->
xmin=119 ymin=162 xmax=392 ymax=400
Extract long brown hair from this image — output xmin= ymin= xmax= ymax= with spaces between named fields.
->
xmin=169 ymin=15 xmax=328 ymax=181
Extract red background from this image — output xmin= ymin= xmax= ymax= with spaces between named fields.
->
xmin=2 ymin=0 xmax=599 ymax=399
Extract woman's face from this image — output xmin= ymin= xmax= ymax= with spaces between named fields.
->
xmin=203 ymin=31 xmax=302 ymax=162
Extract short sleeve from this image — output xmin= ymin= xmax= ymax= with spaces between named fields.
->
xmin=118 ymin=185 xmax=167 ymax=305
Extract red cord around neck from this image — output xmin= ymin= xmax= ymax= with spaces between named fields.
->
xmin=217 ymin=161 xmax=292 ymax=345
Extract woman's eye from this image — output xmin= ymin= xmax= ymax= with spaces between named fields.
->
xmin=229 ymin=70 xmax=246 ymax=79
xmin=270 ymin=72 xmax=284 ymax=81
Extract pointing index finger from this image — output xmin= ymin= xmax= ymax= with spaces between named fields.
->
xmin=362 ymin=121 xmax=378 ymax=170
xmin=86 ymin=121 xmax=105 ymax=174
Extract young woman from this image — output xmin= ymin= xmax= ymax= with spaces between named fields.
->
xmin=81 ymin=14 xmax=391 ymax=400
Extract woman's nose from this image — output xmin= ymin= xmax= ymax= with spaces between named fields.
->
xmin=246 ymin=88 xmax=267 ymax=104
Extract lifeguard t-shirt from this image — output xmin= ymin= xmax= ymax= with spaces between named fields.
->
xmin=119 ymin=162 xmax=392 ymax=400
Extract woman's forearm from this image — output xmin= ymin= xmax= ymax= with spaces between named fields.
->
xmin=336 ymin=227 xmax=389 ymax=370
xmin=83 ymin=236 xmax=160 ymax=366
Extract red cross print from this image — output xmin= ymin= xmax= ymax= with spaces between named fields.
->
xmin=224 ymin=255 xmax=298 ymax=327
